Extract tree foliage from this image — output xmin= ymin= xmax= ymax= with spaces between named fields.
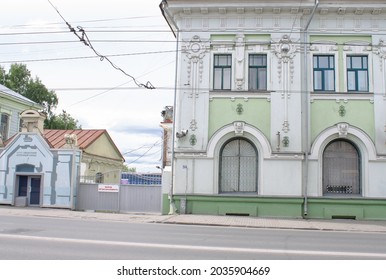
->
xmin=1 ymin=63 xmax=80 ymax=129
xmin=45 ymin=110 xmax=81 ymax=130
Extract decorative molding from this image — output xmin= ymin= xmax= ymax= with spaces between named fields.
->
xmin=272 ymin=35 xmax=298 ymax=133
xmin=236 ymin=103 xmax=244 ymax=115
xmin=272 ymin=34 xmax=299 ymax=84
xmin=355 ymin=8 xmax=364 ymax=15
xmin=282 ymin=136 xmax=290 ymax=147
xmin=373 ymin=39 xmax=386 ymax=72
xmin=338 ymin=105 xmax=346 ymax=117
xmin=233 ymin=121 xmax=245 ymax=136
xmin=235 ymin=33 xmax=245 ymax=90
xmin=237 ymin=8 xmax=244 ymax=14
xmin=183 ymin=36 xmax=208 ymax=88
xmin=337 ymin=8 xmax=346 ymax=15
xmin=189 ymin=134 xmax=197 ymax=146
xmin=282 ymin=120 xmax=290 ymax=133
xmin=372 ymin=8 xmax=382 ymax=15
xmin=190 ymin=119 xmax=198 ymax=131
xmin=337 ymin=123 xmax=349 ymax=137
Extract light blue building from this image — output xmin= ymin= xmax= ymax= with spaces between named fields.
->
xmin=0 ymin=110 xmax=81 ymax=208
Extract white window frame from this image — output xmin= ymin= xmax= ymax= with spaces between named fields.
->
xmin=213 ymin=53 xmax=233 ymax=90
xmin=309 ymin=42 xmax=339 ymax=93
xmin=342 ymin=43 xmax=373 ymax=93
xmin=210 ymin=40 xmax=234 ymax=91
xmin=1 ymin=113 xmax=10 ymax=141
xmin=248 ymin=53 xmax=268 ymax=91
xmin=313 ymin=54 xmax=336 ymax=92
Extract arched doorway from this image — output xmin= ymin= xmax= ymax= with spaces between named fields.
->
xmin=219 ymin=138 xmax=258 ymax=193
xmin=322 ymin=140 xmax=361 ymax=196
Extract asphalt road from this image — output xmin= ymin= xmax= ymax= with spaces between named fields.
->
xmin=1 ymin=214 xmax=386 ymax=260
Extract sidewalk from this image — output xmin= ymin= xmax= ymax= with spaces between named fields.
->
xmin=2 ymin=206 xmax=386 ymax=233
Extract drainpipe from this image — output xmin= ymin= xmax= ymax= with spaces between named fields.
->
xmin=160 ymin=0 xmax=179 ymax=214
xmin=302 ymin=0 xmax=319 ymax=217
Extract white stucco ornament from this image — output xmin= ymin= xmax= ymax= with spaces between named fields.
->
xmin=235 ymin=33 xmax=245 ymax=90
xmin=373 ymin=39 xmax=386 ymax=72
xmin=183 ymin=36 xmax=208 ymax=61
xmin=272 ymin=34 xmax=299 ymax=83
xmin=337 ymin=123 xmax=349 ymax=137
xmin=183 ymin=35 xmax=208 ymax=86
xmin=233 ymin=121 xmax=245 ymax=136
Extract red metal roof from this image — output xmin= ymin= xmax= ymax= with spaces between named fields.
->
xmin=43 ymin=129 xmax=107 ymax=149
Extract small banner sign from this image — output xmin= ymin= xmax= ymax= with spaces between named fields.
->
xmin=98 ymin=184 xmax=119 ymax=193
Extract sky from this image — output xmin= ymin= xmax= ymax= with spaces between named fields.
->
xmin=0 ymin=0 xmax=176 ymax=173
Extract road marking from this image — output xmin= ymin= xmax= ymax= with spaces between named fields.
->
xmin=1 ymin=233 xmax=386 ymax=258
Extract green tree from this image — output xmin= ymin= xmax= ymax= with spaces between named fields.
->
xmin=45 ymin=110 xmax=81 ymax=130
xmin=1 ymin=63 xmax=80 ymax=129
xmin=122 ymin=165 xmax=136 ymax=172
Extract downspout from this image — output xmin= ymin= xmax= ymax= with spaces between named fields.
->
xmin=302 ymin=0 xmax=319 ymax=217
xmin=160 ymin=0 xmax=178 ymax=214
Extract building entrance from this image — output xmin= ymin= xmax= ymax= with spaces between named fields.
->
xmin=17 ymin=175 xmax=42 ymax=206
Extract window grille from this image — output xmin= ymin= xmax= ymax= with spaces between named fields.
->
xmin=220 ymin=138 xmax=257 ymax=193
xmin=323 ymin=140 xmax=360 ymax=196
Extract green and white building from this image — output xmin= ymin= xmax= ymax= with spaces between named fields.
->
xmin=160 ymin=0 xmax=386 ymax=219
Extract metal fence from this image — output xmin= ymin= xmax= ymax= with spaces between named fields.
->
xmin=76 ymin=183 xmax=162 ymax=213
xmin=120 ymin=172 xmax=162 ymax=185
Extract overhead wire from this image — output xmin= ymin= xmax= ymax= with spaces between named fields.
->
xmin=0 ymin=49 xmax=177 ymax=64
xmin=125 ymin=140 xmax=163 ymax=165
xmin=65 ymin=60 xmax=175 ymax=108
xmin=47 ymin=0 xmax=155 ymax=90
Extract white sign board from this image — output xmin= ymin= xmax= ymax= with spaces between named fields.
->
xmin=98 ymin=184 xmax=119 ymax=193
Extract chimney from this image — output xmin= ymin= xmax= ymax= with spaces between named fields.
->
xmin=20 ymin=110 xmax=46 ymax=134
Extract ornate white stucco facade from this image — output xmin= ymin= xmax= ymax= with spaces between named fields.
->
xmin=161 ymin=0 xmax=386 ymax=219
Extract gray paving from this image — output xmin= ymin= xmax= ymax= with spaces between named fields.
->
xmin=1 ymin=206 xmax=386 ymax=233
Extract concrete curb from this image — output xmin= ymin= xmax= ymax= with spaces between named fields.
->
xmin=2 ymin=206 xmax=386 ymax=233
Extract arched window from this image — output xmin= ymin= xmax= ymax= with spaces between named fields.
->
xmin=323 ymin=140 xmax=361 ymax=196
xmin=219 ymin=138 xmax=257 ymax=193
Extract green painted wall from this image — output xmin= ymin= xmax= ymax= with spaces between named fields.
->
xmin=210 ymin=34 xmax=270 ymax=42
xmin=172 ymin=195 xmax=304 ymax=218
xmin=306 ymin=198 xmax=386 ymax=220
xmin=162 ymin=194 xmax=170 ymax=215
xmin=311 ymin=100 xmax=374 ymax=142
xmin=208 ymin=98 xmax=271 ymax=140
xmin=245 ymin=34 xmax=271 ymax=42
xmin=163 ymin=195 xmax=386 ymax=220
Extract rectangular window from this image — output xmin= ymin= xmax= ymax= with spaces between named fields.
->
xmin=1 ymin=113 xmax=9 ymax=141
xmin=347 ymin=55 xmax=369 ymax=92
xmin=313 ymin=55 xmax=335 ymax=91
xmin=213 ymin=54 xmax=232 ymax=90
xmin=248 ymin=54 xmax=267 ymax=90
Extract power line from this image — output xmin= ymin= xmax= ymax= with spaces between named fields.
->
xmin=0 ymin=30 xmax=172 ymax=36
xmin=126 ymin=141 xmax=162 ymax=165
xmin=1 ymin=15 xmax=160 ymax=29
xmin=64 ymin=60 xmax=175 ymax=107
xmin=0 ymin=49 xmax=177 ymax=64
xmin=2 ymin=37 xmax=386 ymax=47
xmin=47 ymin=0 xmax=155 ymax=90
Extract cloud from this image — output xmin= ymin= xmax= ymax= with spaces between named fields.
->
xmin=111 ymin=125 xmax=162 ymax=137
